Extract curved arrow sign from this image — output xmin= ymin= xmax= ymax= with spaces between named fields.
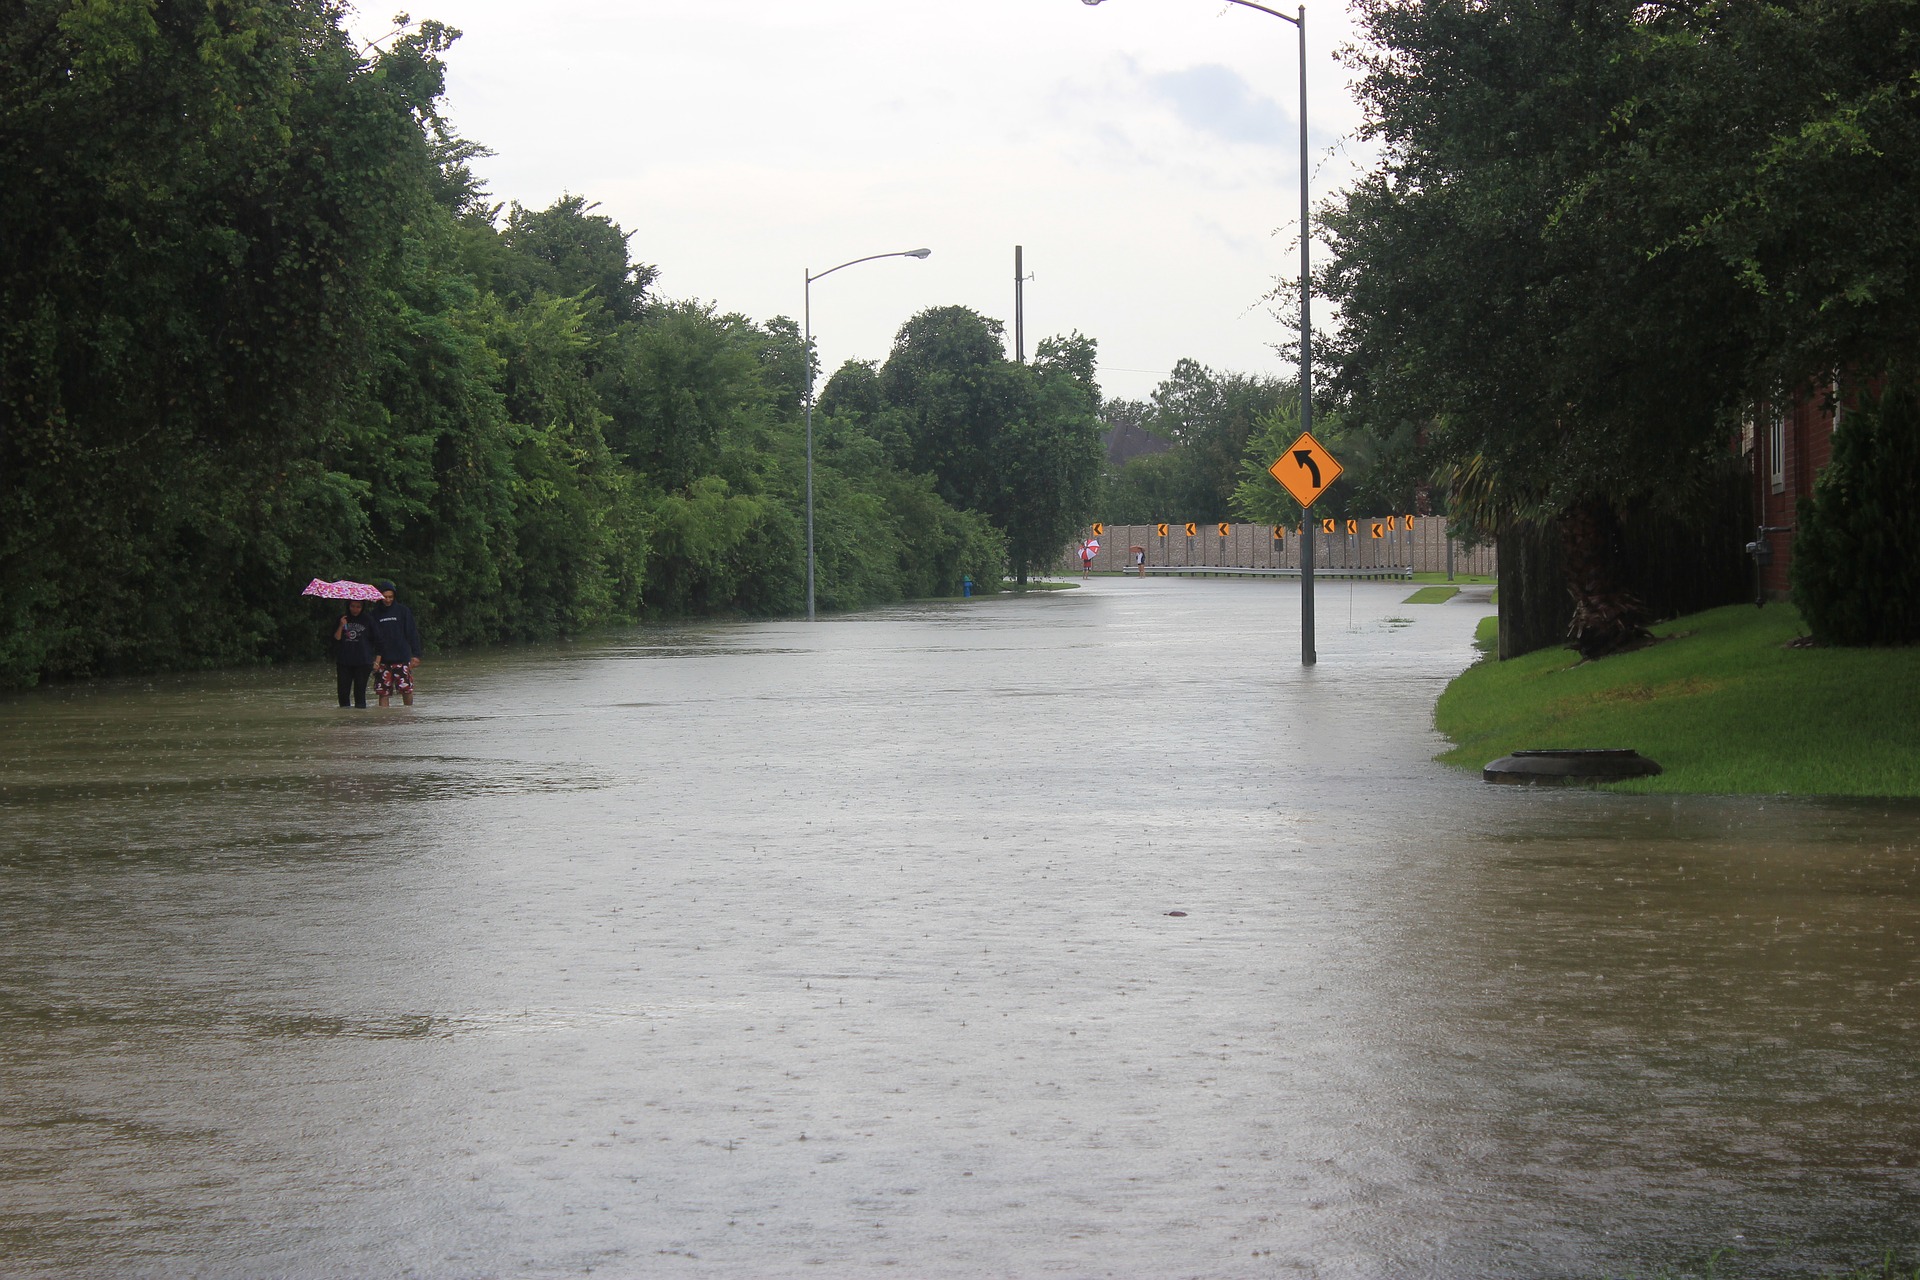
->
xmin=1268 ymin=431 xmax=1344 ymax=509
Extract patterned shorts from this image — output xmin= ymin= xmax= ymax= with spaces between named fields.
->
xmin=374 ymin=664 xmax=414 ymax=696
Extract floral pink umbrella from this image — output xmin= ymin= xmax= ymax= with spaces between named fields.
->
xmin=301 ymin=578 xmax=384 ymax=601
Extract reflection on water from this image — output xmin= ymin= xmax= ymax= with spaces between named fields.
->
xmin=1 ymin=583 xmax=1915 ymax=1277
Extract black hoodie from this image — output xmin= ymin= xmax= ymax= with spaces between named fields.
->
xmin=368 ymin=600 xmax=422 ymax=664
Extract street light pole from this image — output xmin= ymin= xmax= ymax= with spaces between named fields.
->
xmin=803 ymin=248 xmax=932 ymax=621
xmin=1081 ymin=0 xmax=1314 ymax=664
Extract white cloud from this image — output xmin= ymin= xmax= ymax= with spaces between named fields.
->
xmin=1145 ymin=63 xmax=1290 ymax=147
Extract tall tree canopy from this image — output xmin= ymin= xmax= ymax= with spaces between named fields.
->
xmin=3 ymin=0 xmax=456 ymax=677
xmin=1321 ymin=0 xmax=1920 ymax=654
xmin=0 ymin=3 xmax=1017 ymax=689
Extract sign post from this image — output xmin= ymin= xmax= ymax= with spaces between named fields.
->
xmin=1269 ymin=430 xmax=1344 ymax=665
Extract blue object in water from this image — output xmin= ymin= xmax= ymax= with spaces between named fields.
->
xmin=962 ymin=575 xmax=973 ymax=598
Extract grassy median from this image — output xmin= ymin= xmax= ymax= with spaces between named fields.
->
xmin=1434 ymin=603 xmax=1920 ymax=797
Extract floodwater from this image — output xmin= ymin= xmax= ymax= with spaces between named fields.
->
xmin=2 ymin=578 xmax=1916 ymax=1279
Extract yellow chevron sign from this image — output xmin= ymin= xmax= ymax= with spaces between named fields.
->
xmin=1268 ymin=431 xmax=1343 ymax=508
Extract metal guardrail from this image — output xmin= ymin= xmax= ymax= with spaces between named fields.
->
xmin=1134 ymin=565 xmax=1413 ymax=580
xmin=1063 ymin=519 xmax=1497 ymax=578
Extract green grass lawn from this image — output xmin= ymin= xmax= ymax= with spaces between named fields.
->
xmin=1404 ymin=586 xmax=1460 ymax=604
xmin=1435 ymin=603 xmax=1920 ymax=797
xmin=1472 ymin=613 xmax=1499 ymax=656
xmin=1410 ymin=571 xmax=1494 ymax=584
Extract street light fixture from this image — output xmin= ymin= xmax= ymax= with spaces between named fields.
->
xmin=804 ymin=248 xmax=932 ymax=621
xmin=1081 ymin=0 xmax=1318 ymax=665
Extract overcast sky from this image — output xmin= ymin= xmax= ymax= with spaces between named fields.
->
xmin=347 ymin=1 xmax=1373 ymax=404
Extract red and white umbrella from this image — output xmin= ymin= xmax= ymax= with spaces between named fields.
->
xmin=1079 ymin=539 xmax=1100 ymax=559
xmin=301 ymin=578 xmax=384 ymax=601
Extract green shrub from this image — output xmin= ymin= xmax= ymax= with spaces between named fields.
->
xmin=1791 ymin=381 xmax=1920 ymax=646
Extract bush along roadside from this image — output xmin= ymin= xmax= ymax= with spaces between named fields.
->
xmin=1792 ymin=378 xmax=1920 ymax=646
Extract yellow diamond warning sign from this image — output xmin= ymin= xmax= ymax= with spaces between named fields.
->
xmin=1268 ymin=431 xmax=1343 ymax=508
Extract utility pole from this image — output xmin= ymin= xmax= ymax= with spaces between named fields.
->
xmin=1014 ymin=245 xmax=1027 ymax=363
xmin=1291 ymin=5 xmax=1314 ymax=666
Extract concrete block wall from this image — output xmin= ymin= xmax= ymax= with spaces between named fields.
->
xmin=1059 ymin=518 xmax=1497 ymax=576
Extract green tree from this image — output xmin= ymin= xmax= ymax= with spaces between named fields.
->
xmin=1323 ymin=0 xmax=1760 ymax=656
xmin=1005 ymin=333 xmax=1104 ymax=581
xmin=494 ymin=195 xmax=657 ymax=328
xmin=877 ymin=308 xmax=1102 ymax=582
xmin=879 ymin=304 xmax=1012 ymax=504
xmin=597 ymin=300 xmax=771 ymax=489
xmin=1 ymin=0 xmax=458 ymax=682
xmin=1602 ymin=1 xmax=1920 ymax=390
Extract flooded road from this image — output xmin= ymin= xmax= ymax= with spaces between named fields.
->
xmin=2 ymin=578 xmax=1916 ymax=1278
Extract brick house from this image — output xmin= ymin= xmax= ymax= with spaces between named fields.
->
xmin=1745 ymin=383 xmax=1839 ymax=600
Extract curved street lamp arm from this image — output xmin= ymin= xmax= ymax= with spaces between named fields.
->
xmin=1083 ymin=0 xmax=1298 ymax=23
xmin=807 ymin=249 xmax=931 ymax=285
xmin=1221 ymin=0 xmax=1300 ymax=25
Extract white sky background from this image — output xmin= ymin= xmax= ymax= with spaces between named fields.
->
xmin=347 ymin=1 xmax=1374 ymax=405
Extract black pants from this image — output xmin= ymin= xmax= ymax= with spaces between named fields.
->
xmin=337 ymin=663 xmax=372 ymax=708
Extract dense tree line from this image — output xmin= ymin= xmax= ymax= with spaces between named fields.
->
xmin=1319 ymin=0 xmax=1920 ymax=653
xmin=0 ymin=2 xmax=1099 ymax=689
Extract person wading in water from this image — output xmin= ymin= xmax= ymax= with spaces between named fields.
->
xmin=368 ymin=580 xmax=424 ymax=708
xmin=333 ymin=599 xmax=375 ymax=708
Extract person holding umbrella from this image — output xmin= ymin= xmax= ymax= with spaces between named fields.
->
xmin=333 ymin=600 xmax=376 ymax=708
xmin=302 ymin=578 xmax=385 ymax=708
xmin=368 ymin=580 xmax=423 ymax=708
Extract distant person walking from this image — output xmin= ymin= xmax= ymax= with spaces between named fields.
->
xmin=368 ymin=580 xmax=423 ymax=708
xmin=333 ymin=599 xmax=375 ymax=709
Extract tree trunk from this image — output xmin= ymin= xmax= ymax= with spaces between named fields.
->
xmin=1558 ymin=495 xmax=1650 ymax=659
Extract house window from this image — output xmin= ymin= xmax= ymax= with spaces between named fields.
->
xmin=1770 ymin=406 xmax=1786 ymax=494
